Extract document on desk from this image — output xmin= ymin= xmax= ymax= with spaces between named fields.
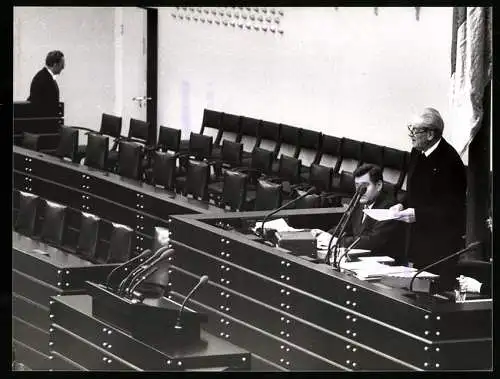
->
xmin=363 ymin=208 xmax=400 ymax=221
xmin=253 ymin=218 xmax=306 ymax=233
xmin=340 ymin=261 xmax=415 ymax=280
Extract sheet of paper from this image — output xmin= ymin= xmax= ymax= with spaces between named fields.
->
xmin=253 ymin=218 xmax=305 ymax=233
xmin=363 ymin=208 xmax=400 ymax=221
xmin=358 ymin=256 xmax=395 ymax=263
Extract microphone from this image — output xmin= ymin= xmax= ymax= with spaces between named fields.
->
xmin=337 ymin=236 xmax=361 ymax=266
xmin=409 ymin=241 xmax=481 ymax=292
xmin=105 ymin=248 xmax=153 ymax=290
xmin=122 ymin=248 xmax=175 ymax=297
xmin=325 ymin=183 xmax=368 ymax=265
xmin=259 ymin=186 xmax=317 ymax=238
xmin=117 ymin=246 xmax=172 ymax=296
xmin=127 ymin=267 xmax=160 ymax=300
xmin=174 ymin=275 xmax=209 ymax=330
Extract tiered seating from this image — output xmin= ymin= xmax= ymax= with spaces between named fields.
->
xmin=20 ymin=107 xmax=411 ymax=213
xmin=13 ymin=190 xmax=134 ymax=264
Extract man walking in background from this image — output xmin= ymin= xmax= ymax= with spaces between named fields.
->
xmin=27 ymin=50 xmax=65 ymax=114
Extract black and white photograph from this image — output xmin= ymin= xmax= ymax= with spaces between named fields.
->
xmin=12 ymin=6 xmax=492 ymax=372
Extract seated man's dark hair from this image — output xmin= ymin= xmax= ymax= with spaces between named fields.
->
xmin=352 ymin=163 xmax=383 ymax=184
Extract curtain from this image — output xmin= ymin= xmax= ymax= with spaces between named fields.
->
xmin=448 ymin=7 xmax=492 ymax=163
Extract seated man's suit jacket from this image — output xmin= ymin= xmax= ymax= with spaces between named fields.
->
xmin=329 ymin=190 xmax=405 ymax=263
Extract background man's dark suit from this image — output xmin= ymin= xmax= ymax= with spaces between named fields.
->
xmin=403 ymin=138 xmax=466 ymax=287
xmin=330 ymin=190 xmax=405 ymax=263
xmin=27 ymin=67 xmax=60 ymax=113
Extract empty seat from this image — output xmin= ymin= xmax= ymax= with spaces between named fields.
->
xmin=337 ymin=137 xmax=363 ymax=175
xmin=274 ymin=123 xmax=301 ymax=160
xmin=40 ymin=200 xmax=67 ymax=246
xmin=157 ymin=126 xmax=181 ymax=153
xmin=257 ymin=121 xmax=280 ymax=154
xmin=84 ymin=133 xmax=109 ymax=170
xmin=151 ymin=151 xmax=177 ymax=190
xmin=76 ymin=113 xmax=123 ymax=162
xmin=294 ymin=192 xmax=321 ymax=209
xmin=276 ymin=154 xmax=302 ymax=185
xmin=317 ymin=134 xmax=342 ymax=173
xmin=183 ymin=160 xmax=210 ymax=201
xmin=14 ymin=191 xmax=40 ymax=237
xmin=199 ymin=109 xmax=223 ymax=141
xmin=237 ymin=116 xmax=261 ymax=157
xmin=117 ymin=141 xmax=143 ymax=180
xmin=22 ymin=133 xmax=40 ymax=151
xmin=219 ymin=170 xmax=248 ymax=211
xmin=213 ymin=113 xmax=242 ymax=153
xmin=56 ymin=126 xmax=79 ymax=162
xmin=76 ymin=212 xmax=100 ymax=261
xmin=382 ymin=146 xmax=407 ymax=193
xmin=297 ymin=129 xmax=322 ymax=168
xmin=128 ymin=118 xmax=150 ymax=144
xmin=254 ymin=179 xmax=282 ymax=211
xmin=360 ymin=142 xmax=384 ymax=167
xmin=186 ymin=132 xmax=213 ymax=160
xmin=105 ymin=223 xmax=133 ymax=263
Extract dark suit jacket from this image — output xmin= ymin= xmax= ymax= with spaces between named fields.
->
xmin=403 ymin=138 xmax=466 ymax=288
xmin=27 ymin=67 xmax=60 ymax=114
xmin=329 ymin=190 xmax=405 ymax=263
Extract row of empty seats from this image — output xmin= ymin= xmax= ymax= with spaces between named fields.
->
xmin=14 ymin=190 xmax=134 ymax=264
xmin=20 ymin=108 xmax=410 ymax=212
xmin=193 ymin=109 xmax=410 ymax=199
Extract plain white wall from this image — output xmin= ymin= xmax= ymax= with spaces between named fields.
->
xmin=158 ymin=7 xmax=453 ymax=151
xmin=13 ymin=7 xmax=116 ymax=136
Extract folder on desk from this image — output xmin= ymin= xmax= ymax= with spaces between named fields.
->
xmin=276 ymin=230 xmax=316 ymax=257
xmin=379 ymin=270 xmax=439 ymax=293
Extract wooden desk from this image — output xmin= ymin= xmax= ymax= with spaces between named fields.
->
xmin=167 ymin=212 xmax=492 ymax=371
xmin=48 ymin=294 xmax=251 ymax=371
xmin=12 ymin=232 xmax=119 ymax=370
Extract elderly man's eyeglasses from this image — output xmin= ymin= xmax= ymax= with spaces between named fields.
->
xmin=407 ymin=126 xmax=430 ymax=137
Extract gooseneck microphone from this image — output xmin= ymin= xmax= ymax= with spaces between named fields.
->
xmin=409 ymin=241 xmax=481 ymax=292
xmin=123 ymin=249 xmax=175 ymax=297
xmin=174 ymin=275 xmax=209 ymax=330
xmin=259 ymin=186 xmax=317 ymax=238
xmin=325 ymin=183 xmax=368 ymax=266
xmin=105 ymin=249 xmax=153 ymax=290
xmin=337 ymin=236 xmax=362 ymax=266
xmin=117 ymin=246 xmax=172 ymax=296
xmin=126 ymin=267 xmax=160 ymax=300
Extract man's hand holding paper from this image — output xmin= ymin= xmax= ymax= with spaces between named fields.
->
xmin=363 ymin=203 xmax=416 ymax=223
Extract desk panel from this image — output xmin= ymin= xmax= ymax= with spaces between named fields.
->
xmin=168 ymin=213 xmax=493 ymax=371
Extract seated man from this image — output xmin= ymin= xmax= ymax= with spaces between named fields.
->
xmin=313 ymin=164 xmax=405 ymax=263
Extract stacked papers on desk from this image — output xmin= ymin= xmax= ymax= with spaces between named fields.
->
xmin=358 ymin=256 xmax=395 ymax=263
xmin=339 ymin=261 xmax=413 ymax=280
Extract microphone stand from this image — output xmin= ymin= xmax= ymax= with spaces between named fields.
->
xmin=174 ymin=275 xmax=209 ymax=330
xmin=117 ymin=246 xmax=172 ymax=296
xmin=105 ymin=248 xmax=152 ymax=290
xmin=259 ymin=186 xmax=317 ymax=238
xmin=325 ymin=185 xmax=366 ymax=266
xmin=122 ymin=249 xmax=175 ymax=298
xmin=409 ymin=241 xmax=481 ymax=292
xmin=337 ymin=236 xmax=361 ymax=266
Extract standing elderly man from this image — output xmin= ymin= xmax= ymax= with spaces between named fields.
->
xmin=390 ymin=108 xmax=467 ymax=289
xmin=27 ymin=50 xmax=65 ymax=114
